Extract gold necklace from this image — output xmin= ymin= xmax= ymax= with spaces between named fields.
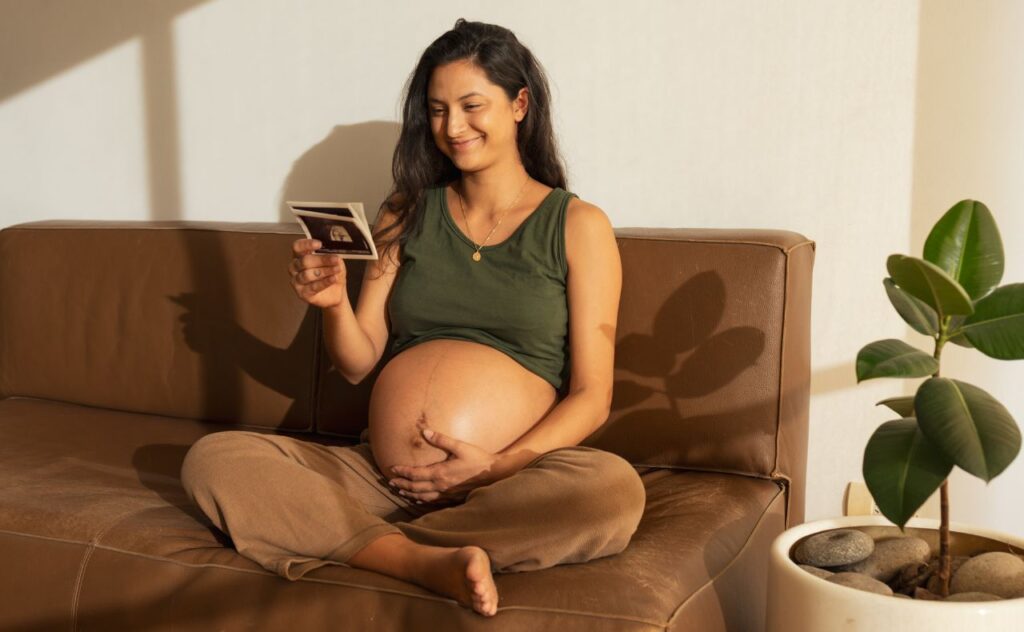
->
xmin=455 ymin=175 xmax=531 ymax=262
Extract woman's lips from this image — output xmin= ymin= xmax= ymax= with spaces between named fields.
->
xmin=451 ymin=137 xmax=481 ymax=151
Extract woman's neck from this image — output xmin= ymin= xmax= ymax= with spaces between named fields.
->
xmin=455 ymin=164 xmax=533 ymax=215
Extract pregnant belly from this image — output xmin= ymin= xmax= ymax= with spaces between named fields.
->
xmin=367 ymin=339 xmax=560 ymax=478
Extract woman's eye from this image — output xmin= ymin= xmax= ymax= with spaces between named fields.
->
xmin=429 ymin=105 xmax=479 ymax=115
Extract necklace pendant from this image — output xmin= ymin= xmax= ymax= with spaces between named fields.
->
xmin=472 ymin=251 xmax=482 ymax=262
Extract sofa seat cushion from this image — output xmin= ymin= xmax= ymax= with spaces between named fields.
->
xmin=1 ymin=396 xmax=785 ymax=631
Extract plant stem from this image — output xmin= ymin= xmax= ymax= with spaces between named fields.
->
xmin=933 ymin=319 xmax=951 ymax=597
xmin=938 ymin=480 xmax=950 ymax=597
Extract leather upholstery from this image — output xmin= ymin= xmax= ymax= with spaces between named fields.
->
xmin=0 ymin=220 xmax=814 ymax=630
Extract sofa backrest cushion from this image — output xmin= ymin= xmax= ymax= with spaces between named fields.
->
xmin=0 ymin=221 xmax=318 ymax=431
xmin=0 ymin=221 xmax=813 ymax=522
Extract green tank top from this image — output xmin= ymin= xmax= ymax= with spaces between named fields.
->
xmin=387 ymin=183 xmax=577 ymax=393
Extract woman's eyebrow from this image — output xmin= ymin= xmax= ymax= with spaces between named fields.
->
xmin=428 ymin=92 xmax=485 ymax=104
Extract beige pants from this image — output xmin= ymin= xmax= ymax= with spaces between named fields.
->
xmin=180 ymin=430 xmax=646 ymax=581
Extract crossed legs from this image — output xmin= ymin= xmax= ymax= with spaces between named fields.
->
xmin=180 ymin=430 xmax=646 ymax=617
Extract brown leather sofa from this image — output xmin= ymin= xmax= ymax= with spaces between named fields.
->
xmin=0 ymin=220 xmax=814 ymax=631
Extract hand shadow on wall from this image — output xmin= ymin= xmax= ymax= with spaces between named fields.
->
xmin=169 ymin=291 xmax=318 ymax=428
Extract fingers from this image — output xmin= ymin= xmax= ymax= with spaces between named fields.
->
xmin=300 ymin=275 xmax=339 ymax=295
xmin=290 ymin=239 xmax=335 ymax=271
xmin=288 ymin=252 xmax=338 ymax=275
xmin=401 ymin=491 xmax=442 ymax=503
xmin=389 ymin=478 xmax=444 ymax=503
xmin=288 ymin=239 xmax=343 ymax=285
xmin=390 ymin=465 xmax=434 ymax=481
xmin=421 ymin=428 xmax=457 ymax=452
xmin=290 ymin=238 xmax=322 ymax=256
xmin=292 ymin=262 xmax=343 ymax=285
xmin=390 ymin=478 xmax=436 ymax=493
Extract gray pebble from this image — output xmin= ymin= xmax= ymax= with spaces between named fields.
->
xmin=794 ymin=529 xmax=874 ymax=567
xmin=946 ymin=592 xmax=1003 ymax=602
xmin=826 ymin=572 xmax=894 ymax=595
xmin=798 ymin=564 xmax=834 ymax=579
xmin=951 ymin=552 xmax=1024 ymax=599
xmin=835 ymin=536 xmax=931 ymax=583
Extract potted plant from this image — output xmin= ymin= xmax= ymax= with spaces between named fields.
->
xmin=766 ymin=200 xmax=1024 ymax=631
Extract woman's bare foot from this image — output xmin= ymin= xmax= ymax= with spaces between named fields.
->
xmin=410 ymin=545 xmax=498 ymax=617
xmin=346 ymin=533 xmax=498 ymax=616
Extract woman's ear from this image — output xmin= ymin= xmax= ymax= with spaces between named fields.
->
xmin=514 ymin=87 xmax=529 ymax=123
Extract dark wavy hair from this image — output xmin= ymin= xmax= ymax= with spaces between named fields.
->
xmin=370 ymin=18 xmax=569 ymax=277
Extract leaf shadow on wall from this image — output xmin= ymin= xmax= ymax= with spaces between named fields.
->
xmin=588 ymin=269 xmax=768 ymax=467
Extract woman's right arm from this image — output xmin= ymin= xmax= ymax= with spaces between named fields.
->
xmin=320 ymin=204 xmax=403 ymax=384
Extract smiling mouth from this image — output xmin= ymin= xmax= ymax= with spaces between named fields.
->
xmin=451 ymin=137 xmax=481 ymax=150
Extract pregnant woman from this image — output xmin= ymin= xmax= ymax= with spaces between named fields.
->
xmin=180 ymin=18 xmax=645 ymax=618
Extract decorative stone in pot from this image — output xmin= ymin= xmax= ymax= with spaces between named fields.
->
xmin=766 ymin=516 xmax=1024 ymax=631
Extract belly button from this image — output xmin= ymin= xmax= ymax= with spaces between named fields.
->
xmin=413 ymin=412 xmax=430 ymax=448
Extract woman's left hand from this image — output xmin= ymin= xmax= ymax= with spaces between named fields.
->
xmin=387 ymin=428 xmax=505 ymax=504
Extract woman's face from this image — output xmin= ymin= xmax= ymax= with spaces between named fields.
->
xmin=427 ymin=59 xmax=527 ymax=172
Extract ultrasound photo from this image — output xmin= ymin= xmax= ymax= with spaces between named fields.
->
xmin=299 ymin=215 xmax=372 ymax=255
xmin=287 ymin=200 xmax=379 ymax=260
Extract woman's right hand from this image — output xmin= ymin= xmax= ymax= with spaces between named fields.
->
xmin=289 ymin=239 xmax=347 ymax=308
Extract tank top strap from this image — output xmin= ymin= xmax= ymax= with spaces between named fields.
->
xmin=520 ymin=186 xmax=577 ymax=279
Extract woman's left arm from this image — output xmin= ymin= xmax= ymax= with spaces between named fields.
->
xmin=491 ymin=198 xmax=622 ymax=478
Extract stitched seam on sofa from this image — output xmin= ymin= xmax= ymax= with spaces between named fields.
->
xmin=70 ymin=542 xmax=93 ymax=632
xmin=773 ymin=243 xmax=792 ymax=528
xmin=664 ymin=487 xmax=785 ymax=629
xmin=0 ymin=395 xmax=316 ymax=435
xmin=0 ymin=530 xmax=669 ymax=627
xmin=612 ymin=233 xmax=815 ymax=254
xmin=483 ymin=606 xmax=663 ymax=627
xmin=631 ymin=463 xmax=776 ymax=481
xmin=620 ymin=234 xmax=816 ymax=253
xmin=69 ymin=504 xmax=153 ymax=632
xmin=769 ymin=239 xmax=814 ymax=528
xmin=3 ymin=224 xmax=302 ymax=236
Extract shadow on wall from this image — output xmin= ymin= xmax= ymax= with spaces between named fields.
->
xmin=277 ymin=122 xmax=402 ymax=226
xmin=166 ymin=121 xmax=402 ymax=430
xmin=3 ymin=3 xmax=403 ymax=431
xmin=589 ymin=269 xmax=768 ymax=465
xmin=0 ymin=0 xmax=210 ymax=104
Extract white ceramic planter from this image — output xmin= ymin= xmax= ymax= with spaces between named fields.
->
xmin=766 ymin=515 xmax=1024 ymax=632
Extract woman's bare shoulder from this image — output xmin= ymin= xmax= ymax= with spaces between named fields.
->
xmin=564 ymin=194 xmax=617 ymax=275
xmin=565 ymin=195 xmax=613 ymax=239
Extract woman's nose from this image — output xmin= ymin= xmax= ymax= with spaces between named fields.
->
xmin=446 ymin=110 xmax=466 ymax=137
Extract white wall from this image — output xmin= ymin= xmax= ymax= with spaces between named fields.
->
xmin=907 ymin=1 xmax=1024 ymax=533
xmin=5 ymin=1 xmax=1015 ymax=532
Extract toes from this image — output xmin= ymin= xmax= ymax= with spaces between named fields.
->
xmin=474 ymin=597 xmax=496 ymax=617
